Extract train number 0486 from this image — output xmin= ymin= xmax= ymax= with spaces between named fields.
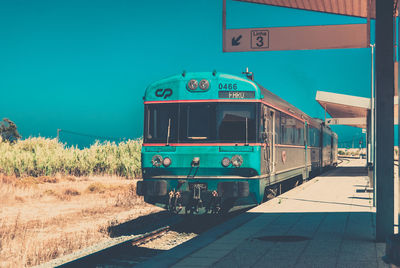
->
xmin=218 ymin=83 xmax=238 ymax=90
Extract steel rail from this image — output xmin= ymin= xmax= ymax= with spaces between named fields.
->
xmin=43 ymin=224 xmax=175 ymax=268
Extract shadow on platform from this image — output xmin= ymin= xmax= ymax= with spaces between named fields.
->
xmin=137 ymin=211 xmax=382 ymax=268
xmin=319 ymin=166 xmax=368 ymax=177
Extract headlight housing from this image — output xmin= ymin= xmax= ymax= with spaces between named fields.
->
xmin=187 ymin=79 xmax=198 ymax=90
xmin=221 ymin=157 xmax=231 ymax=167
xmin=231 ymin=155 xmax=243 ymax=167
xmin=163 ymin=157 xmax=172 ymax=167
xmin=199 ymin=79 xmax=209 ymax=90
xmin=151 ymin=155 xmax=163 ymax=167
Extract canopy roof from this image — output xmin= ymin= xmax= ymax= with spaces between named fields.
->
xmin=235 ymin=0 xmax=381 ymax=18
xmin=316 ymin=91 xmax=370 ymax=128
xmin=316 ymin=91 xmax=399 ymax=128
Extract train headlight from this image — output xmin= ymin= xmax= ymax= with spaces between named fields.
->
xmin=231 ymin=155 xmax=243 ymax=167
xmin=221 ymin=157 xmax=231 ymax=167
xmin=163 ymin=157 xmax=172 ymax=167
xmin=151 ymin=155 xmax=163 ymax=167
xmin=187 ymin=79 xmax=198 ymax=90
xmin=199 ymin=79 xmax=209 ymax=90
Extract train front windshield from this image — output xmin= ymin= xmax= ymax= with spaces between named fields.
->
xmin=144 ymin=103 xmax=258 ymax=143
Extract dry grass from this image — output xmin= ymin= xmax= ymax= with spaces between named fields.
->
xmin=0 ymin=173 xmax=161 ymax=267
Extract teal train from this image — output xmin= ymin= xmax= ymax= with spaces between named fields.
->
xmin=137 ymin=71 xmax=338 ymax=214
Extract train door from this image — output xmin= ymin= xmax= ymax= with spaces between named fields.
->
xmin=304 ymin=122 xmax=308 ymax=179
xmin=270 ymin=110 xmax=276 ymax=174
xmin=320 ymin=126 xmax=324 ymax=167
xmin=262 ymin=106 xmax=275 ymax=175
xmin=331 ymin=135 xmax=334 ymax=164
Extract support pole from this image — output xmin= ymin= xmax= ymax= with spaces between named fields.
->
xmin=376 ymin=0 xmax=395 ymax=242
xmin=367 ymin=111 xmax=370 ymax=165
xmin=397 ymin=12 xmax=400 ymax=235
xmin=222 ymin=0 xmax=226 ymax=52
xmin=370 ymin=44 xmax=375 ymax=166
xmin=394 ymin=11 xmax=400 ymax=236
xmin=371 ymin=43 xmax=376 ymax=207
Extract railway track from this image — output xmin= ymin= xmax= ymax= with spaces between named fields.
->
xmin=43 ymin=209 xmax=248 ymax=268
xmin=56 ymin=225 xmax=174 ymax=267
xmin=337 ymin=157 xmax=351 ymax=165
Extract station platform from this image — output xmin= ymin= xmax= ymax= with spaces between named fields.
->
xmin=139 ymin=159 xmax=386 ymax=268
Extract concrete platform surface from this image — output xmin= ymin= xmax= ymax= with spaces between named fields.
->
xmin=139 ymin=159 xmax=387 ymax=268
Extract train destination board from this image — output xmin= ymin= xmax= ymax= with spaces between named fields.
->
xmin=218 ymin=91 xmax=255 ymax=99
xmin=223 ymin=24 xmax=368 ymax=52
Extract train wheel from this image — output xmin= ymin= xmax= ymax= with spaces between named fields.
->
xmin=220 ymin=198 xmax=235 ymax=214
xmin=263 ymin=185 xmax=279 ymax=202
xmin=294 ymin=176 xmax=303 ymax=187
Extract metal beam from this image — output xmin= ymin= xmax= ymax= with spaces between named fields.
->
xmin=325 ymin=117 xmax=367 ymax=126
xmin=375 ymin=0 xmax=394 ymax=242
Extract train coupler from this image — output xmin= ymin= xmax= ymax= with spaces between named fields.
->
xmin=168 ymin=190 xmax=182 ymax=213
xmin=206 ymin=190 xmax=221 ymax=214
xmin=185 ymin=184 xmax=205 ymax=214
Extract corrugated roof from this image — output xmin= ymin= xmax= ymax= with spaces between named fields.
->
xmin=235 ymin=0 xmax=382 ymax=18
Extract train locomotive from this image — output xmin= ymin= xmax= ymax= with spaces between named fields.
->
xmin=136 ymin=71 xmax=338 ymax=214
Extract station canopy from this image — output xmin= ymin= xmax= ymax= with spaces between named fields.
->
xmin=316 ymin=91 xmax=399 ymax=128
xmin=316 ymin=91 xmax=370 ymax=128
xmin=235 ymin=0 xmax=379 ymax=18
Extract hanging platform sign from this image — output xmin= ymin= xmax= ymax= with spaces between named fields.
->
xmin=223 ymin=24 xmax=369 ymax=52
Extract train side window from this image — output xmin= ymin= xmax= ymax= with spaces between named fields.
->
xmin=275 ymin=111 xmax=280 ymax=144
xmin=310 ymin=127 xmax=320 ymax=147
xmin=280 ymin=114 xmax=284 ymax=145
xmin=281 ymin=113 xmax=294 ymax=145
xmin=297 ymin=121 xmax=304 ymax=146
xmin=312 ymin=127 xmax=317 ymax=147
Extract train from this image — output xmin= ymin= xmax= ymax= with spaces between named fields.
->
xmin=136 ymin=71 xmax=338 ymax=214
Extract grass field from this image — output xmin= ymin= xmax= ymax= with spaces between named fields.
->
xmin=0 ymin=137 xmax=142 ymax=178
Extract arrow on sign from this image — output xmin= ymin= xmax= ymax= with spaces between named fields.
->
xmin=232 ymin=35 xmax=242 ymax=46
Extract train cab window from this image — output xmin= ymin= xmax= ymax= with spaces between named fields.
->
xmin=216 ymin=103 xmax=256 ymax=142
xmin=144 ymin=104 xmax=178 ymax=143
xmin=180 ymin=103 xmax=216 ymax=142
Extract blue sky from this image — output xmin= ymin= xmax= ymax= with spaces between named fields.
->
xmin=0 ymin=0 xmax=377 ymax=147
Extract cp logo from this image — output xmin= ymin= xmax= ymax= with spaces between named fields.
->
xmin=155 ymin=88 xmax=173 ymax=99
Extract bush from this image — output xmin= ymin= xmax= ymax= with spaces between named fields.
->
xmin=0 ymin=118 xmax=21 ymax=143
xmin=0 ymin=137 xmax=142 ymax=179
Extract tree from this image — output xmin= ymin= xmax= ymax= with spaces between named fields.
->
xmin=0 ymin=118 xmax=21 ymax=143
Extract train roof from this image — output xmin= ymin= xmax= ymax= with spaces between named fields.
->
xmin=144 ymin=71 xmax=322 ymax=127
xmin=144 ymin=72 xmax=261 ymax=101
xmin=257 ymin=83 xmax=321 ymax=128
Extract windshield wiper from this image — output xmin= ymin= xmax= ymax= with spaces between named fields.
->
xmin=245 ymin=117 xmax=249 ymax=146
xmin=166 ymin=118 xmax=171 ymax=146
